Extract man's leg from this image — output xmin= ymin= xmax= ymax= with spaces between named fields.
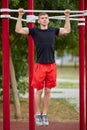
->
xmin=41 ymin=88 xmax=51 ymax=126
xmin=43 ymin=88 xmax=51 ymax=114
xmin=34 ymin=89 xmax=43 ymax=126
xmin=34 ymin=89 xmax=43 ymax=114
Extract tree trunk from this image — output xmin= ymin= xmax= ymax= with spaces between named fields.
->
xmin=10 ymin=52 xmax=21 ymax=119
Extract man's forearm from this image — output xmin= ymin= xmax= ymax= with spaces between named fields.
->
xmin=15 ymin=15 xmax=23 ymax=32
xmin=64 ymin=16 xmax=71 ymax=33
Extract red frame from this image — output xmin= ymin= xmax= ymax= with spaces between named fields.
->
xmin=85 ymin=0 xmax=87 ymax=129
xmin=78 ymin=0 xmax=85 ymax=130
xmin=2 ymin=0 xmax=10 ymax=130
xmin=28 ymin=0 xmax=35 ymax=130
xmin=1 ymin=0 xmax=86 ymax=130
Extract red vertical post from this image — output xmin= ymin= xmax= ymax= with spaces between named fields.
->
xmin=28 ymin=0 xmax=35 ymax=130
xmin=1 ymin=0 xmax=10 ymax=130
xmin=78 ymin=0 xmax=85 ymax=130
xmin=85 ymin=0 xmax=87 ymax=129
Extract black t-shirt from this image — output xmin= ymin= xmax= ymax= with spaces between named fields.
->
xmin=29 ymin=27 xmax=59 ymax=64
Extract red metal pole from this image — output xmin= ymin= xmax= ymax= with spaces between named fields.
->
xmin=78 ymin=0 xmax=85 ymax=130
xmin=1 ymin=0 xmax=10 ymax=130
xmin=85 ymin=0 xmax=87 ymax=129
xmin=28 ymin=0 xmax=35 ymax=130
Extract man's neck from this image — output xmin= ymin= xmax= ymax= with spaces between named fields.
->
xmin=40 ymin=25 xmax=48 ymax=30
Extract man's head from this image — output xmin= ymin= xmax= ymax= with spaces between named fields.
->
xmin=38 ymin=12 xmax=49 ymax=26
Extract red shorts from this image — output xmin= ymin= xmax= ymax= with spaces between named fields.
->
xmin=31 ymin=63 xmax=57 ymax=90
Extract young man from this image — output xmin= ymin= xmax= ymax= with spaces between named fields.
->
xmin=15 ymin=8 xmax=70 ymax=126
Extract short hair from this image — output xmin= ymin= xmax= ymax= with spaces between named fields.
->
xmin=38 ymin=12 xmax=49 ymax=19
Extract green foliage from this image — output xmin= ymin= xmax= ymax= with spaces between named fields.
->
xmin=11 ymin=35 xmax=28 ymax=79
xmin=10 ymin=0 xmax=20 ymax=7
xmin=17 ymin=76 xmax=28 ymax=94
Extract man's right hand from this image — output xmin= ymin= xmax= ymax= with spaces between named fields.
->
xmin=18 ymin=8 xmax=25 ymax=16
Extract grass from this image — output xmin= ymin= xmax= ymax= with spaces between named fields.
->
xmin=48 ymin=98 xmax=79 ymax=122
xmin=57 ymin=66 xmax=79 ymax=79
xmin=56 ymin=66 xmax=79 ymax=88
xmin=57 ymin=82 xmax=79 ymax=88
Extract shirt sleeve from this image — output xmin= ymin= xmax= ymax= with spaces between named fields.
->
xmin=55 ymin=28 xmax=60 ymax=35
xmin=29 ymin=28 xmax=35 ymax=36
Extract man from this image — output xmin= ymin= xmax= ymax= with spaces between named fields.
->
xmin=15 ymin=8 xmax=70 ymax=126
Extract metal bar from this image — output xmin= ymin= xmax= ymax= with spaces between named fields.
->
xmin=85 ymin=0 xmax=87 ymax=129
xmin=0 ymin=8 xmax=85 ymax=13
xmin=79 ymin=1 xmax=85 ymax=130
xmin=49 ymin=16 xmax=85 ymax=21
xmin=2 ymin=0 xmax=10 ymax=130
xmin=0 ymin=14 xmax=85 ymax=22
xmin=56 ymin=13 xmax=86 ymax=18
xmin=28 ymin=0 xmax=35 ymax=130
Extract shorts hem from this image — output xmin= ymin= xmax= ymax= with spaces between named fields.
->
xmin=33 ymin=85 xmax=56 ymax=90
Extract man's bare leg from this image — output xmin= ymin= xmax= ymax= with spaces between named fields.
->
xmin=41 ymin=88 xmax=51 ymax=125
xmin=34 ymin=89 xmax=43 ymax=114
xmin=43 ymin=88 xmax=51 ymax=114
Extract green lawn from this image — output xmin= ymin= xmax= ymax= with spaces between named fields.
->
xmin=57 ymin=66 xmax=79 ymax=79
xmin=56 ymin=66 xmax=79 ymax=88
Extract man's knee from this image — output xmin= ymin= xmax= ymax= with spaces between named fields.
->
xmin=35 ymin=89 xmax=43 ymax=95
xmin=44 ymin=88 xmax=51 ymax=96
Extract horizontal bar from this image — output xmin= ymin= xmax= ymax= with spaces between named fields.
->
xmin=0 ymin=14 xmax=85 ymax=22
xmin=60 ymin=13 xmax=86 ymax=18
xmin=0 ymin=8 xmax=85 ymax=13
xmin=10 ymin=16 xmax=28 ymax=22
xmin=78 ymin=22 xmax=85 ymax=26
xmin=0 ymin=15 xmax=28 ymax=22
xmin=49 ymin=17 xmax=85 ymax=21
xmin=0 ymin=14 xmax=10 ymax=18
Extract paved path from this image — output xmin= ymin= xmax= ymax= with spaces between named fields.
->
xmin=0 ymin=121 xmax=79 ymax=130
xmin=57 ymin=78 xmax=79 ymax=83
xmin=20 ymin=88 xmax=79 ymax=99
xmin=51 ymin=88 xmax=79 ymax=98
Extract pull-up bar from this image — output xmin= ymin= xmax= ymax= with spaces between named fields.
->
xmin=0 ymin=15 xmax=85 ymax=23
xmin=0 ymin=8 xmax=85 ymax=13
xmin=0 ymin=14 xmax=85 ymax=22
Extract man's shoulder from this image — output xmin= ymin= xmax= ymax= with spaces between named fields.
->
xmin=29 ymin=27 xmax=39 ymax=35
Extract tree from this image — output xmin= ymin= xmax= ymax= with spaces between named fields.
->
xmin=10 ymin=51 xmax=21 ymax=119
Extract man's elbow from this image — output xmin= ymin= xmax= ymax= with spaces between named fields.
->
xmin=15 ymin=28 xmax=20 ymax=33
xmin=66 ymin=28 xmax=71 ymax=34
xmin=67 ymin=30 xmax=71 ymax=34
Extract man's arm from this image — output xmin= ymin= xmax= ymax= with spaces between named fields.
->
xmin=59 ymin=9 xmax=71 ymax=35
xmin=15 ymin=8 xmax=29 ymax=35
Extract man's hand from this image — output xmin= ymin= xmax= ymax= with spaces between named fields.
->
xmin=18 ymin=8 xmax=25 ymax=16
xmin=64 ymin=9 xmax=70 ymax=17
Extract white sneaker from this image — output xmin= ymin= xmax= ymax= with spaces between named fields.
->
xmin=34 ymin=114 xmax=43 ymax=126
xmin=41 ymin=114 xmax=49 ymax=126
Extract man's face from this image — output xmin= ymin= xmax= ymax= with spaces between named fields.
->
xmin=38 ymin=14 xmax=49 ymax=26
